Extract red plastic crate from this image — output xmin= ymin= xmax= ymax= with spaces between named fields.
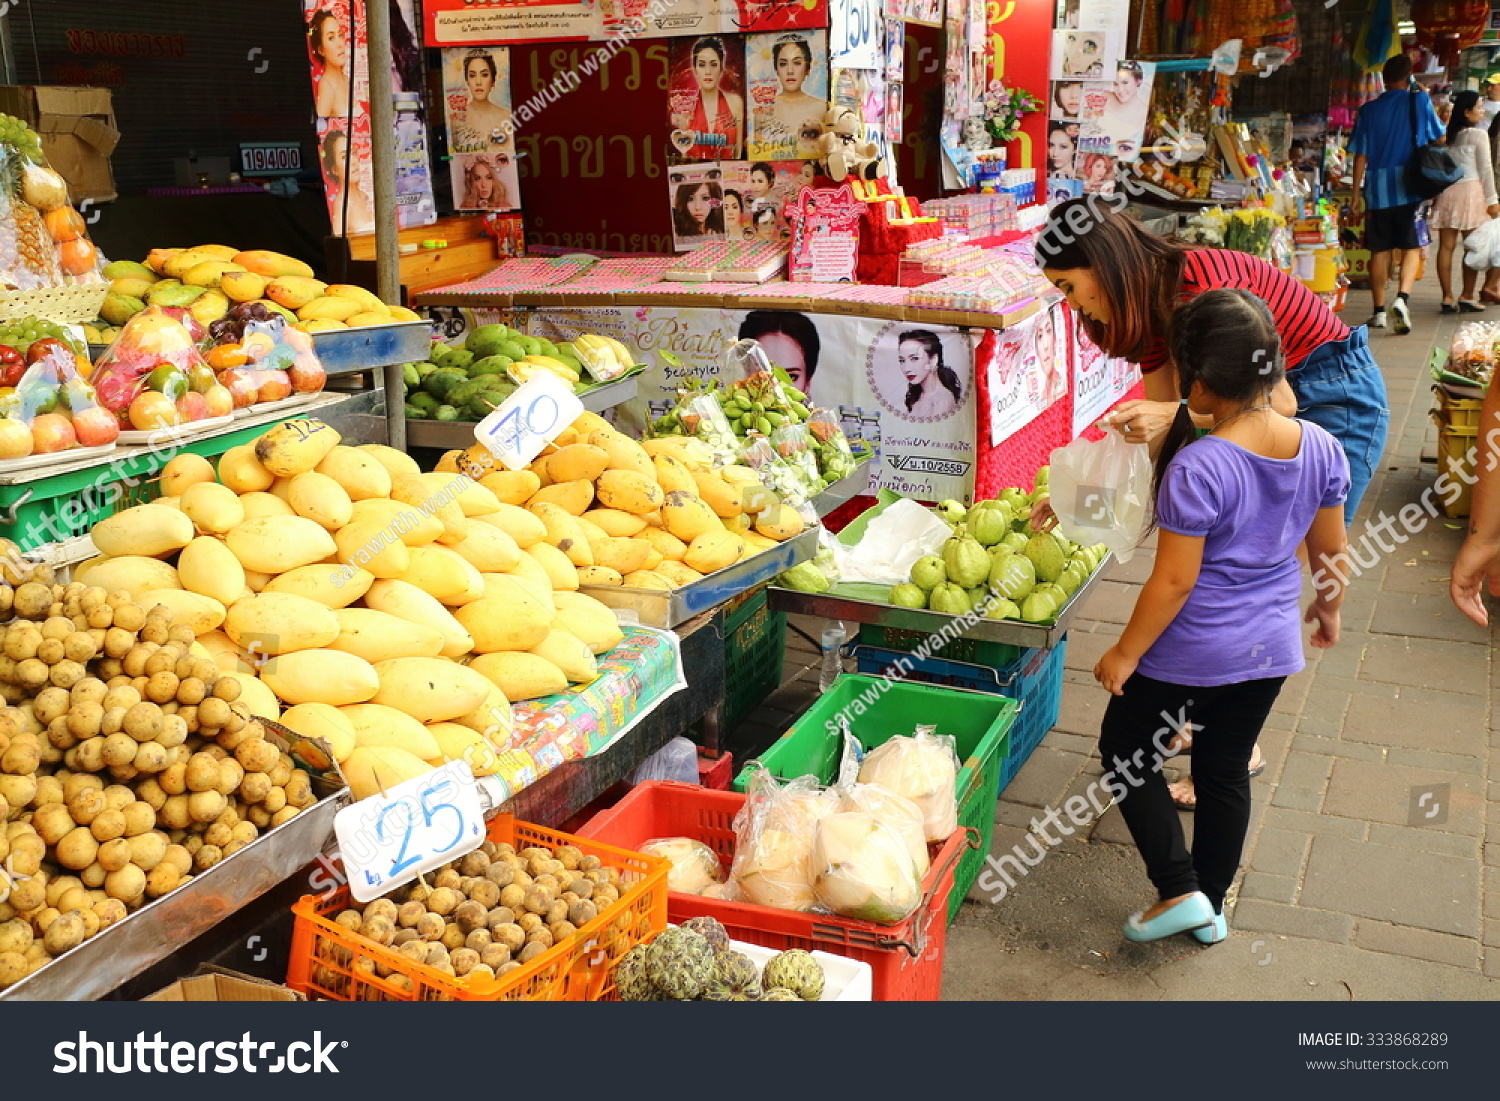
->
xmin=577 ymin=781 xmax=976 ymax=1002
xmin=697 ymin=750 xmax=734 ymax=790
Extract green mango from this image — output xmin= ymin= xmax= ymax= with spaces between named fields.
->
xmin=942 ymin=535 xmax=990 ymax=589
xmin=890 ymin=582 xmax=927 ymax=608
xmin=909 ymin=554 xmax=946 ymax=592
xmin=928 ymin=582 xmax=971 ymax=616
xmin=468 ymin=354 xmax=512 ymax=378
xmin=985 ymin=598 xmax=1021 ymax=621
xmin=401 ymin=363 xmax=420 ymax=389
xmin=409 ymin=392 xmax=440 ymax=413
xmin=497 ymin=339 xmax=528 ymax=362
xmin=464 ymin=397 xmax=498 ymax=422
xmin=434 ymin=405 xmax=460 ymax=422
xmin=404 ymin=402 xmax=429 ymax=419
xmin=465 ymin=323 xmax=512 ymax=357
xmin=779 ymin=562 xmax=830 ymax=593
xmin=415 ymin=361 xmax=439 ymax=379
xmin=424 ymin=368 xmax=467 ymax=401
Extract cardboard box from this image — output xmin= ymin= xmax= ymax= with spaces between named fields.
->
xmin=145 ymin=966 xmax=303 ymax=1002
xmin=0 ymin=86 xmax=119 ymax=203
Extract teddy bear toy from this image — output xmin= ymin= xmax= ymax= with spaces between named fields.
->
xmin=817 ymin=106 xmax=885 ymax=181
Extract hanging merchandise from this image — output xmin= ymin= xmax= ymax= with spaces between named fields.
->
xmin=669 ymin=162 xmax=729 ymax=251
xmin=670 ymin=36 xmax=748 ymax=161
xmin=747 ymin=29 xmax=831 ymax=161
xmin=440 ymin=47 xmax=522 ymax=212
xmin=1079 ymin=60 xmax=1155 ymax=163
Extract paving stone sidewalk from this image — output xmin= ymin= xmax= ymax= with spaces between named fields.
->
xmin=729 ymin=272 xmax=1499 ymax=1000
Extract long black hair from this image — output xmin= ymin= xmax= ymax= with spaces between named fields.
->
xmin=1153 ymin=288 xmax=1285 ymax=510
xmin=1448 ymin=89 xmax=1482 ymax=146
xmin=897 ymin=330 xmax=963 ymax=412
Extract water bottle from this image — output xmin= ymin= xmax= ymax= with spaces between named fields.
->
xmin=818 ymin=621 xmax=846 ymax=693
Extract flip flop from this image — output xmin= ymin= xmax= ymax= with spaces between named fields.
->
xmin=1171 ymin=758 xmax=1266 ymax=812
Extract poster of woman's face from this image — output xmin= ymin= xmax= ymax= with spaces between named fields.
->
xmin=456 ymin=152 xmax=519 ymax=212
xmin=746 ymin=29 xmax=829 ymax=161
xmin=669 ymin=36 xmax=746 ymax=160
xmin=1077 ymin=150 xmax=1117 ymax=193
xmin=1051 ymin=81 xmax=1084 ymax=121
xmin=669 ymin=164 xmax=727 ymax=251
xmin=1079 ymin=60 xmax=1154 ymax=163
xmin=318 ymin=117 xmax=375 ymax=236
xmin=1051 ymin=28 xmax=1117 ymax=81
xmin=307 ymin=2 xmax=366 ymax=120
xmin=1048 ymin=121 xmax=1080 ymax=177
xmin=1033 ymin=301 xmax=1068 ymax=405
xmin=865 ymin=326 xmax=970 ymax=423
xmin=441 ymin=48 xmax=520 ymax=212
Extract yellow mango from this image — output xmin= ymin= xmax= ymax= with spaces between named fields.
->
xmin=225 ymin=515 xmax=338 ymax=574
xmin=315 ymin=445 xmax=392 ymax=501
xmin=568 ymin=411 xmax=613 ymax=437
xmin=473 ymin=502 xmax=547 ymax=548
xmin=180 ymin=482 xmax=245 ymax=535
xmin=755 ymin=504 xmax=807 ymax=541
xmin=254 ymin=419 xmax=342 ymax=477
xmin=427 ymin=722 xmax=500 ymax=777
xmin=287 ymin=471 xmax=354 ymax=531
xmin=576 ymin=517 xmax=610 ymax=545
xmin=344 ymin=311 xmax=392 ymax=328
xmin=588 ymin=430 xmax=654 ymax=477
xmin=478 ymin=468 xmax=541 ymax=506
xmin=451 ymin=686 xmax=514 ymax=745
xmin=503 ymin=555 xmax=556 ymax=612
xmin=356 ymin=443 xmax=421 ymax=479
xmin=331 ymin=608 xmax=444 ymax=663
xmin=528 ymin=630 xmax=597 ymax=684
xmin=371 ymin=657 xmax=494 ymax=723
xmin=583 ymin=508 xmax=648 ymax=537
xmin=280 ymin=702 xmax=357 ymax=763
xmin=693 ymin=470 xmax=744 ymax=518
xmin=652 ymin=455 xmax=697 ymax=497
xmin=340 ymin=704 xmax=441 ymax=759
xmin=139 ymin=589 xmax=225 ymax=635
xmin=468 ymin=652 xmax=568 ymax=703
xmin=399 ymin=545 xmax=484 ymax=605
xmin=526 ymin=542 xmax=580 ymax=590
xmin=264 ymin=562 xmax=373 ymax=609
xmin=233 ymin=249 xmax=316 ymax=279
xmin=595 ymin=470 xmax=664 ymax=515
xmin=224 ymin=592 xmax=341 ymax=654
xmin=529 ymin=501 xmax=592 ymax=566
xmin=456 ymin=597 xmax=551 ymax=653
xmin=217 ymin=444 xmax=275 ymax=494
xmin=348 ymin=498 xmax=442 ymax=547
xmin=297 ymin=295 xmax=362 ymax=322
xmin=237 ymin=490 xmax=294 ymax=519
xmin=577 ymin=566 xmax=623 ymax=586
xmin=654 ymin=560 xmax=704 ymax=587
xmin=159 ymin=453 xmax=215 ymax=497
xmin=334 ymin=520 xmax=411 ymax=579
xmin=265 ymin=276 xmax=329 ymax=310
xmin=449 ymin=518 xmax=521 ymax=573
xmin=363 ymin=579 xmax=473 ymax=658
xmin=545 ymin=444 xmax=609 ymax=484
xmin=341 ymin=746 xmax=434 ymax=802
xmin=417 ymin=471 xmax=501 ymax=518
xmin=527 ymin=479 xmax=594 ymax=516
xmin=660 ymin=490 xmax=723 ymax=543
xmin=177 ymin=537 xmax=248 ymax=607
xmin=90 ymin=504 xmax=195 ymax=559
xmin=619 ymin=570 xmax=671 ymax=589
xmin=638 ymin=528 xmax=688 ymax=562
xmin=591 ymin=536 xmax=652 ymax=576
xmin=684 ymin=531 xmax=745 ymax=575
xmin=391 ymin=473 xmax=465 ymax=544
xmin=219 ymin=270 xmax=269 ymax=303
xmin=217 ymin=669 xmax=282 ymax=722
xmin=259 ymin=649 xmax=380 ymax=707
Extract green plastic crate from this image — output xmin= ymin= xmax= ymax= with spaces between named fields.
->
xmin=734 ymin=675 xmax=1016 ymax=923
xmin=722 ymin=586 xmax=788 ymax=731
xmin=856 ymin=623 xmax=1021 ymax=668
xmin=0 ymin=421 xmax=298 ymax=552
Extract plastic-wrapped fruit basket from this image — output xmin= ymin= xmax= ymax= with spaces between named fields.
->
xmin=286 ymin=814 xmax=669 ymax=1002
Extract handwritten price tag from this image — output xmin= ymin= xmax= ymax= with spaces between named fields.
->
xmin=335 ymin=760 xmax=485 ymax=903
xmin=473 ymin=370 xmax=584 ymax=471
xmin=831 ymin=0 xmax=879 ymax=67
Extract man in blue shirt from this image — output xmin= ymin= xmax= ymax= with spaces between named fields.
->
xmin=1350 ymin=52 xmax=1444 ymax=335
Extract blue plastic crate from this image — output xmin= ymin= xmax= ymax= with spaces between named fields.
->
xmin=853 ymin=635 xmax=1069 ymax=794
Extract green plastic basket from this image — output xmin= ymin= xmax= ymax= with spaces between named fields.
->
xmin=734 ymin=675 xmax=1016 ymax=923
xmin=722 ymin=586 xmax=788 ymax=731
xmin=0 ymin=421 xmax=298 ymax=552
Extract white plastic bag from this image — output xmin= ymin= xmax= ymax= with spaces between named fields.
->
xmin=1047 ymin=429 xmax=1152 ymax=564
xmin=1465 ymin=218 xmax=1500 ymax=271
xmin=729 ymin=768 xmax=840 ymax=912
xmin=629 ymin=736 xmax=700 ymax=786
xmin=640 ymin=837 xmax=726 ymax=894
xmin=828 ymin=498 xmax=956 ymax=586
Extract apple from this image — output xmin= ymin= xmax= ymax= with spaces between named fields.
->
xmin=202 ymin=384 xmax=234 ymax=419
xmin=128 ymin=392 xmax=183 ymax=431
xmin=71 ymin=405 xmax=120 ymax=448
xmin=288 ymin=358 xmax=326 ymax=394
xmin=176 ymin=390 xmax=208 ymax=422
xmin=30 ymin=413 xmax=76 ymax=453
xmin=221 ymin=369 xmax=258 ymax=409
xmin=256 ymin=369 xmax=292 ymax=403
xmin=0 ymin=417 xmax=33 ymax=459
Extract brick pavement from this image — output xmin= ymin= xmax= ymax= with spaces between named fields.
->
xmin=727 ymin=271 xmax=1500 ymax=998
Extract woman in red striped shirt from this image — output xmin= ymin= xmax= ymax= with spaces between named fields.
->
xmin=1034 ymin=200 xmax=1389 ymax=810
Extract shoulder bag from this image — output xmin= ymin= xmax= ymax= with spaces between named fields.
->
xmin=1405 ymin=91 xmax=1462 ymax=200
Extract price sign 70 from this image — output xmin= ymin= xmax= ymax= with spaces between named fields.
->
xmin=336 ymin=760 xmax=486 ymax=903
xmin=475 ymin=370 xmax=584 ymax=470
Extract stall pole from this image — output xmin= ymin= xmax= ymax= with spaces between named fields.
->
xmin=366 ymin=0 xmax=406 ymax=451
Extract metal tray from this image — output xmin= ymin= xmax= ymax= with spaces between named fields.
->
xmin=311 ymin=321 xmax=431 ymax=375
xmin=767 ymin=555 xmax=1113 ymax=651
xmin=578 ymin=371 xmax=639 ymax=413
xmin=812 ymin=456 xmax=872 ymax=518
xmin=581 ymin=523 xmax=820 ymax=628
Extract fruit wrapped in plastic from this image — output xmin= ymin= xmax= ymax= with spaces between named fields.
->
xmin=205 ymin=304 xmax=325 ymax=401
xmin=0 ymin=338 xmax=120 ymax=457
xmin=91 ymin=306 xmax=232 ymax=429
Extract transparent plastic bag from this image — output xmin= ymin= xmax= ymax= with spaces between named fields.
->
xmin=1465 ymin=218 xmax=1500 ymax=272
xmin=808 ymin=408 xmax=857 ymax=485
xmin=205 ymin=309 xmax=326 ymax=406
xmin=835 ymin=782 xmax=930 ymax=877
xmin=721 ymin=338 xmax=812 ymax=436
xmin=729 ymin=766 xmax=840 ymax=912
xmin=1047 ymin=428 xmax=1153 ymax=564
xmin=639 ymin=836 xmax=726 ymax=895
xmin=769 ymin=422 xmax=821 ymax=487
xmin=810 ymin=806 xmax=924 ymax=925
xmin=629 ymin=735 xmax=700 ymax=785
xmin=856 ymin=725 xmax=960 ymax=843
xmin=91 ymin=306 xmax=231 ymax=430
xmin=0 ymin=339 xmax=119 ymax=455
xmin=741 ymin=436 xmax=819 ymax=519
xmin=670 ymin=390 xmax=741 ymax=465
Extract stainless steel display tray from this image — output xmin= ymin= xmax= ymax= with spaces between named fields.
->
xmin=811 ymin=456 xmax=872 ymax=518
xmin=768 ymin=556 xmax=1113 ymax=651
xmin=581 ymin=524 xmax=820 ymax=628
xmin=311 ymin=321 xmax=432 ymax=375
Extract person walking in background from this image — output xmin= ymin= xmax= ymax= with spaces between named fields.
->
xmin=1093 ymin=289 xmax=1350 ymax=945
xmin=1450 ymin=377 xmax=1500 ymax=626
xmin=1483 ymin=73 xmax=1500 ymax=123
xmin=1350 ymin=52 xmax=1445 ymax=335
xmin=1430 ymin=90 xmax=1499 ymax=313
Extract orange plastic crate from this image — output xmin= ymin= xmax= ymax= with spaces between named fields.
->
xmin=577 ymin=781 xmax=977 ymax=1002
xmin=286 ymin=814 xmax=669 ymax=1002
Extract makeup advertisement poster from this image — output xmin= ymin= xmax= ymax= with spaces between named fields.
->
xmin=423 ymin=0 xmax=602 ymax=45
xmin=1051 ymin=80 xmax=1084 ymax=122
xmin=668 ymin=162 xmax=728 ymax=251
xmin=787 ymin=184 xmax=863 ymax=283
xmin=1072 ymin=308 xmax=1139 ymax=436
xmin=441 ymin=48 xmax=523 ymax=211
xmin=736 ymin=159 xmax=818 ymax=242
xmin=902 ymin=0 xmax=943 ymax=29
xmin=1051 ymin=28 xmax=1119 ymax=81
xmin=668 ymin=35 xmax=746 ymax=160
xmin=719 ymin=162 xmax=755 ymax=241
xmin=1046 ymin=120 xmax=1080 ymax=179
xmin=1079 ymin=60 xmax=1155 ymax=162
xmin=746 ymin=29 xmax=829 ymax=161
xmin=526 ymin=307 xmax=978 ymax=500
xmin=987 ymin=311 xmax=1052 ymax=449
xmin=887 ymin=82 xmax=904 ymax=143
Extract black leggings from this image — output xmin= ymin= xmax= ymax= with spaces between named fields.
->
xmin=1098 ymin=672 xmax=1286 ymax=913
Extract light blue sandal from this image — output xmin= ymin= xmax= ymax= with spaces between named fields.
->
xmin=1123 ymin=892 xmax=1217 ymax=942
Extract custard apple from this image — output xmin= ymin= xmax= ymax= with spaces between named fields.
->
xmin=761 ymin=949 xmax=825 ymax=1001
xmin=682 ymin=915 xmax=731 ymax=953
xmin=613 ymin=944 xmax=656 ymax=1001
xmin=761 ymin=987 xmax=801 ymax=1001
xmin=645 ymin=927 xmax=715 ymax=1000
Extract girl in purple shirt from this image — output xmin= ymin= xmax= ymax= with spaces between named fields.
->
xmin=1092 ymin=289 xmax=1351 ymax=945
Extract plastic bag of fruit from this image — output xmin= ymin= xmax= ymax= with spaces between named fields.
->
xmin=741 ymin=436 xmax=818 ymax=519
xmin=768 ymin=422 xmax=821 ymax=490
xmin=90 ymin=306 xmax=234 ymax=431
xmin=0 ymin=337 xmax=119 ymax=458
xmin=668 ymin=390 xmax=740 ymax=466
xmin=807 ymin=408 xmax=857 ymax=484
xmin=204 ymin=303 xmax=326 ymax=405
